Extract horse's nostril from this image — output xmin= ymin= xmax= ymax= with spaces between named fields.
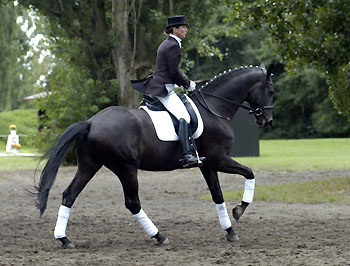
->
xmin=255 ymin=119 xmax=265 ymax=126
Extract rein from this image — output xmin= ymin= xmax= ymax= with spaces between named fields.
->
xmin=194 ymin=90 xmax=252 ymax=120
xmin=193 ymin=70 xmax=273 ymax=120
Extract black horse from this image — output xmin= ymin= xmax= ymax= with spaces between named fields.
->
xmin=36 ymin=64 xmax=274 ymax=248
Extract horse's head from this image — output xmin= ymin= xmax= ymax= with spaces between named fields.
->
xmin=195 ymin=64 xmax=275 ymax=124
xmin=246 ymin=64 xmax=274 ymax=127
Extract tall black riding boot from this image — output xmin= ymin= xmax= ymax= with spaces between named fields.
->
xmin=178 ymin=118 xmax=199 ymax=168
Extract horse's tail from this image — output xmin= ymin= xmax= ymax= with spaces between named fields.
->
xmin=36 ymin=121 xmax=91 ymax=216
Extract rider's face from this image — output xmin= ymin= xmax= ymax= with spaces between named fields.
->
xmin=173 ymin=25 xmax=188 ymax=40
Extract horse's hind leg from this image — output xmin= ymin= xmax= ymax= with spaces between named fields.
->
xmin=54 ymin=156 xmax=101 ymax=249
xmin=108 ymin=163 xmax=168 ymax=245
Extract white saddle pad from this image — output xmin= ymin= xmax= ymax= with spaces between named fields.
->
xmin=140 ymin=95 xmax=204 ymax=141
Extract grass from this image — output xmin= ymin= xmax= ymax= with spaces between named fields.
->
xmin=1 ymin=138 xmax=350 ymax=204
xmin=1 ymin=138 xmax=349 ymax=171
xmin=0 ymin=156 xmax=43 ymax=171
xmin=201 ymin=138 xmax=350 ymax=204
xmin=0 ymin=109 xmax=44 ymax=171
xmin=0 ymin=147 xmax=43 ymax=171
xmin=236 ymin=138 xmax=350 ymax=171
xmin=0 ymin=109 xmax=38 ymax=147
xmin=202 ymin=176 xmax=350 ymax=204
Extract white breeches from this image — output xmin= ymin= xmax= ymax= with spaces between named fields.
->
xmin=157 ymin=92 xmax=190 ymax=123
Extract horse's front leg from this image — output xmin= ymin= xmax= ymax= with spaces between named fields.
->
xmin=217 ymin=156 xmax=256 ymax=221
xmin=200 ymin=167 xmax=239 ymax=242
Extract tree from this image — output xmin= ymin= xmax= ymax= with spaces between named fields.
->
xmin=35 ymin=59 xmax=102 ymax=163
xmin=14 ymin=0 xmax=232 ymax=159
xmin=225 ymin=0 xmax=350 ymax=116
xmin=17 ymin=0 xmax=229 ymax=108
xmin=187 ymin=26 xmax=350 ymax=139
xmin=0 ymin=1 xmax=39 ymax=111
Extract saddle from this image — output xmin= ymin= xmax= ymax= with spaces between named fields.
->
xmin=139 ymin=93 xmax=204 ymax=141
xmin=141 ymin=94 xmax=198 ymax=134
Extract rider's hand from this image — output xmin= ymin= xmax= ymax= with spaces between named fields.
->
xmin=188 ymin=80 xmax=196 ymax=91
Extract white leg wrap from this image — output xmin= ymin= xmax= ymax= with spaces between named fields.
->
xmin=216 ymin=202 xmax=232 ymax=230
xmin=133 ymin=209 xmax=158 ymax=237
xmin=54 ymin=205 xmax=71 ymax=239
xmin=242 ymin=179 xmax=255 ymax=204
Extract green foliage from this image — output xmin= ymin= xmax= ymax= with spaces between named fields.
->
xmin=0 ymin=1 xmax=41 ymax=111
xmin=14 ymin=0 xmax=233 ymax=163
xmin=35 ymin=61 xmax=114 ymax=160
xmin=225 ymin=0 xmax=350 ymax=116
xmin=18 ymin=0 xmax=119 ymax=108
xmin=0 ymin=109 xmax=38 ymax=148
xmin=262 ymin=66 xmax=350 ymax=138
xmin=328 ymin=63 xmax=350 ymax=116
xmin=16 ymin=0 xmax=229 ymax=108
xmin=188 ymin=27 xmax=350 ymax=139
xmin=189 ymin=28 xmax=280 ymax=80
xmin=4 ymin=0 xmax=348 ymax=161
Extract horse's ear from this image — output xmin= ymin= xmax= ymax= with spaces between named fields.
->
xmin=259 ymin=62 xmax=265 ymax=69
xmin=267 ymin=64 xmax=274 ymax=77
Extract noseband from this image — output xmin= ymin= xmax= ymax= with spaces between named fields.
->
xmin=195 ymin=70 xmax=274 ymax=120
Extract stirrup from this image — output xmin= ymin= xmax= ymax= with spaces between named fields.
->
xmin=197 ymin=157 xmax=206 ymax=167
xmin=181 ymin=160 xmax=198 ymax=169
xmin=180 ymin=154 xmax=198 ymax=168
xmin=193 ymin=147 xmax=206 ymax=167
xmin=180 ymin=154 xmax=205 ymax=168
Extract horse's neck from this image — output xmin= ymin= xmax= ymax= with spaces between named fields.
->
xmin=219 ymin=70 xmax=260 ymax=101
xmin=204 ymin=69 xmax=261 ymax=119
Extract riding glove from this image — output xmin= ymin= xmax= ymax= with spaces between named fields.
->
xmin=188 ymin=80 xmax=196 ymax=91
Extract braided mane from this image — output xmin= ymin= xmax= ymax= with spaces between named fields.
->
xmin=200 ymin=65 xmax=264 ymax=91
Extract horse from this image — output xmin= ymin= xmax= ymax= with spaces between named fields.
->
xmin=35 ymin=63 xmax=274 ymax=248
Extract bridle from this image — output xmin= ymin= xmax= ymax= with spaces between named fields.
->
xmin=194 ymin=69 xmax=274 ymax=120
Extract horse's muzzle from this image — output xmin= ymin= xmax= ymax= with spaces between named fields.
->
xmin=255 ymin=114 xmax=273 ymax=127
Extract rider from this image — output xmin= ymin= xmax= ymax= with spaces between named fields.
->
xmin=143 ymin=15 xmax=202 ymax=168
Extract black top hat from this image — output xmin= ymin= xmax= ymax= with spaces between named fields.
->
xmin=166 ymin=15 xmax=188 ymax=29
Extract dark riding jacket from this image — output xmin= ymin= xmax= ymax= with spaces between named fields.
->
xmin=144 ymin=36 xmax=190 ymax=97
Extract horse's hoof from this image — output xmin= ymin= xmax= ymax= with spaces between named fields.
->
xmin=155 ymin=233 xmax=170 ymax=246
xmin=57 ymin=237 xmax=74 ymax=249
xmin=153 ymin=232 xmax=170 ymax=246
xmin=232 ymin=205 xmax=244 ymax=222
xmin=156 ymin=237 xmax=170 ymax=246
xmin=226 ymin=231 xmax=239 ymax=242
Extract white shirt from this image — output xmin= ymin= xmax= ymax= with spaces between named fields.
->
xmin=169 ymin=34 xmax=182 ymax=48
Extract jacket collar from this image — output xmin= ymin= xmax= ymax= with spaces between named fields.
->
xmin=169 ymin=34 xmax=182 ymax=48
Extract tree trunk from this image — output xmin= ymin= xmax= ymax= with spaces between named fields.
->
xmin=169 ymin=0 xmax=174 ymax=15
xmin=91 ymin=0 xmax=110 ymax=82
xmin=93 ymin=0 xmax=109 ymax=54
xmin=4 ymin=76 xmax=12 ymax=111
xmin=112 ymin=0 xmax=135 ymax=107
